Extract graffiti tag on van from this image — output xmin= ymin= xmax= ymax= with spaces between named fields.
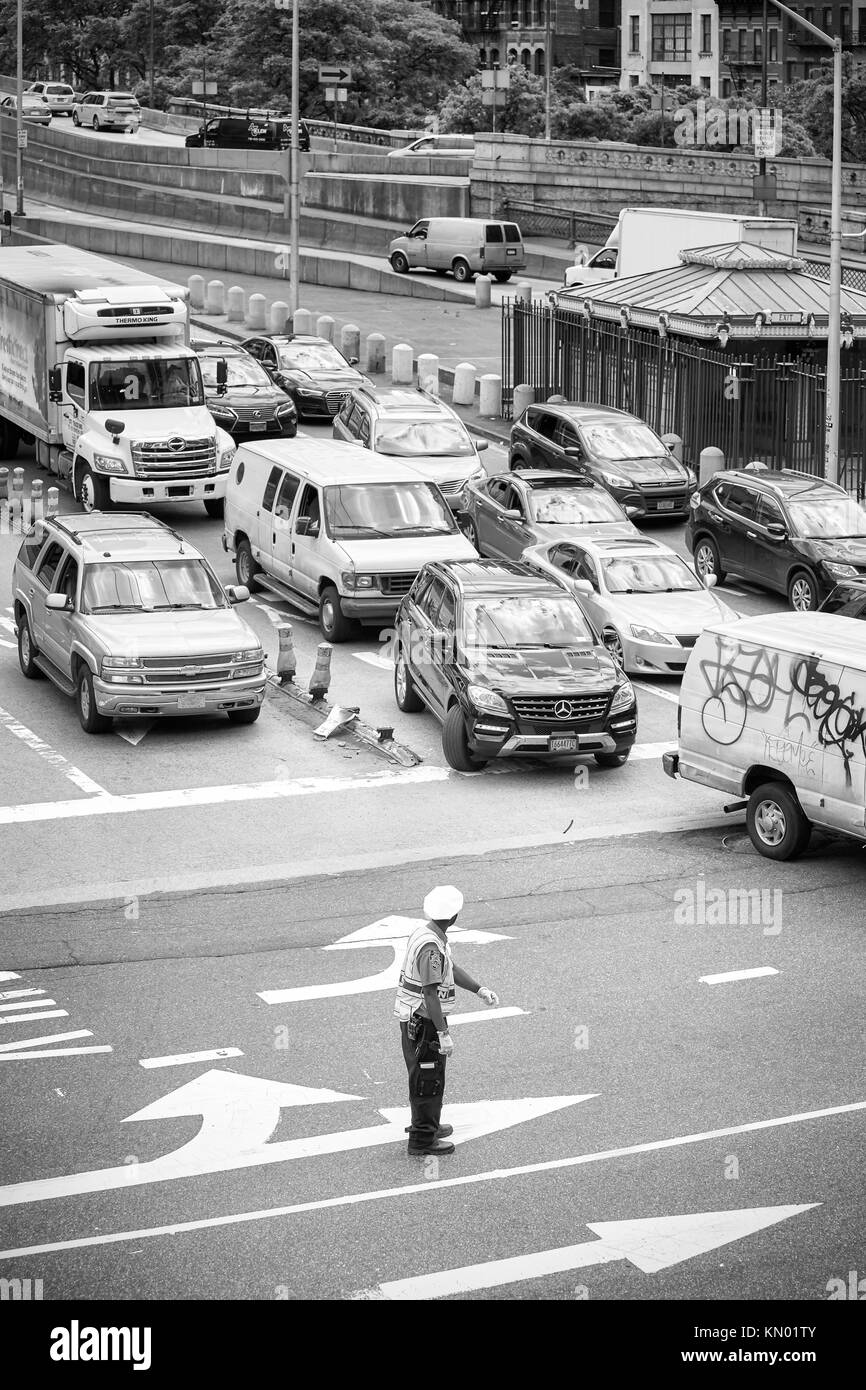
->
xmin=790 ymin=656 xmax=866 ymax=787
xmin=698 ymin=638 xmax=808 ymax=746
xmin=763 ymin=733 xmax=817 ymax=776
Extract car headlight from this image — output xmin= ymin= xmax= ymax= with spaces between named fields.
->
xmin=598 ymin=469 xmax=631 ymax=489
xmin=210 ymin=405 xmax=238 ymax=422
xmin=630 ymin=625 xmax=675 ymax=645
xmin=217 ymin=446 xmax=236 ymax=472
xmin=610 ymin=679 xmax=635 ymax=712
xmin=340 ymin=572 xmax=377 ymax=590
xmin=102 ymin=656 xmax=144 ymax=683
xmin=822 ymin=561 xmax=858 ymax=577
xmin=467 ymin=684 xmax=510 ymax=714
xmin=297 ymin=387 xmax=323 ymax=396
xmin=232 ymin=648 xmax=263 ymax=663
xmin=466 ymin=465 xmax=486 ymax=485
xmin=275 ymin=401 xmax=296 ymax=415
xmin=93 ymin=453 xmax=128 ymax=474
xmin=685 ymin=467 xmax=697 ymax=490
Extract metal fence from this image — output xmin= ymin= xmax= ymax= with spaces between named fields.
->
xmin=501 ymin=199 xmax=617 ymax=245
xmin=502 ymin=302 xmax=866 ymax=495
xmin=801 ymin=257 xmax=866 ymax=294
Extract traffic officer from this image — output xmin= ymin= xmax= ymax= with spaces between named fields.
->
xmin=394 ymin=885 xmax=499 ymax=1156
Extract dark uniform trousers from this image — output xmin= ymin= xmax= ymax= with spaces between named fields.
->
xmin=400 ymin=1015 xmax=446 ymax=1146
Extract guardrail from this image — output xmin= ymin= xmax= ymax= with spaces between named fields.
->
xmin=166 ymin=99 xmax=424 ymax=147
xmin=501 ymin=200 xmax=617 ymax=245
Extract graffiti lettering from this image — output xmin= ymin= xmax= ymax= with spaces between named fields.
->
xmin=790 ymin=656 xmax=866 ymax=787
xmin=764 ymin=732 xmax=817 ymax=777
xmin=699 ymin=638 xmax=804 ymax=745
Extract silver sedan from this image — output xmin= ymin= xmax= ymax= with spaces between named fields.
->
xmin=459 ymin=469 xmax=640 ymax=561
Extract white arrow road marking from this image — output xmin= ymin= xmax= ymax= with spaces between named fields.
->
xmin=0 ymin=987 xmax=44 ymax=1000
xmin=0 ymin=1009 xmax=67 ymax=1025
xmin=0 ymin=639 xmax=14 ymax=649
xmin=0 ymin=616 xmax=16 ymax=635
xmin=627 ymin=741 xmax=677 ymax=761
xmin=0 ymin=1029 xmax=99 ymax=1053
xmin=0 ymin=1074 xmax=591 ymax=1209
xmin=259 ymin=915 xmax=511 ymax=1004
xmin=0 ymin=706 xmax=108 ymax=796
xmin=352 ymin=1204 xmax=820 ymax=1300
xmin=0 ymin=1046 xmax=114 ymax=1062
xmin=353 ymin=653 xmax=393 ymax=671
xmin=0 ymin=972 xmax=21 ymax=982
xmin=114 ymin=722 xmax=154 ymax=746
xmin=700 ymin=967 xmax=779 ymax=985
xmin=139 ymin=1047 xmax=244 ymax=1069
xmin=0 ymin=996 xmax=55 ymax=1010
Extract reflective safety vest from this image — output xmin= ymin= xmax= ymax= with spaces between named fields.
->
xmin=393 ymin=923 xmax=456 ymax=1022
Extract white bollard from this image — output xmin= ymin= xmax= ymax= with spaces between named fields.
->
xmin=514 ymin=281 xmax=532 ymax=306
xmin=512 ymin=383 xmax=535 ymax=418
xmin=417 ymin=353 xmax=439 ymax=397
xmin=391 ymin=343 xmax=414 ymax=386
xmin=316 ymin=314 xmax=335 ymax=344
xmin=29 ymin=478 xmax=43 ymax=521
xmin=365 ymin=332 xmax=386 ymax=374
xmin=276 ymin=624 xmax=297 ymax=684
xmin=699 ymin=446 xmax=725 ymax=488
xmin=475 ymin=275 xmax=492 ymax=309
xmin=309 ymin=643 xmax=332 ymax=700
xmin=452 ymin=362 xmax=477 ymax=407
xmin=205 ymin=280 xmax=225 ymax=315
xmin=188 ymin=275 xmax=205 ymax=311
xmin=46 ymin=486 xmax=59 ymax=517
xmin=227 ymin=286 xmax=245 ymax=323
xmin=341 ymin=323 xmax=361 ymax=362
xmin=269 ymin=300 xmax=290 ymax=333
xmin=248 ymin=293 xmax=267 ymax=330
xmin=293 ymin=307 xmax=313 ymax=335
xmin=478 ymin=373 xmax=502 ymax=418
xmin=662 ymin=432 xmax=683 ymax=462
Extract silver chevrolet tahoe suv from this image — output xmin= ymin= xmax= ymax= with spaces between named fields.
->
xmin=13 ymin=511 xmax=266 ymax=733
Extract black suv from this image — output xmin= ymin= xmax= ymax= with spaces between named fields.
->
xmin=393 ymin=559 xmax=637 ymax=773
xmin=192 ymin=340 xmax=298 ymax=441
xmin=686 ymin=468 xmax=866 ymax=610
xmin=509 ymin=402 xmax=696 ymax=520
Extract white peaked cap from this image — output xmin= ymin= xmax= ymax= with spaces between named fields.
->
xmin=423 ymin=885 xmax=464 ymax=921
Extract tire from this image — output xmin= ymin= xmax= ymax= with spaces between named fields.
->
xmin=390 ymin=251 xmax=409 ymax=274
xmin=227 ymin=706 xmax=261 ymax=725
xmin=319 ymin=584 xmax=355 ymax=642
xmin=452 ymin=258 xmax=472 ymax=283
xmin=603 ymin=627 xmax=625 ymax=669
xmin=72 ymin=111 xmax=80 ymax=126
xmin=462 ymin=517 xmax=480 ymax=551
xmin=594 ymin=748 xmax=631 ymax=768
xmin=235 ymin=538 xmax=261 ymax=593
xmin=788 ymin=569 xmax=819 ymax=612
xmin=394 ymin=648 xmax=424 ymax=713
xmin=442 ymin=703 xmax=487 ymax=772
xmin=746 ymin=781 xmax=811 ymax=860
xmin=18 ymin=615 xmax=44 ymax=680
xmin=493 ymin=271 xmax=513 ymax=283
xmin=76 ymin=464 xmax=108 ymax=513
xmin=77 ymin=666 xmax=111 ymax=734
xmin=93 ymin=115 xmax=100 ymax=131
xmin=693 ymin=535 xmax=726 ymax=585
xmin=204 ymin=497 xmax=224 ymax=520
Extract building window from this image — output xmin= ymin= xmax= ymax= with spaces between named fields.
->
xmin=721 ymin=77 xmax=732 ymax=97
xmin=700 ymin=13 xmax=712 ymax=53
xmin=630 ymin=14 xmax=640 ymax=52
xmin=859 ymin=8 xmax=866 ymax=39
xmin=599 ymin=47 xmax=615 ymax=65
xmin=599 ymin=0 xmax=616 ymax=26
xmin=804 ymin=7 xmax=815 ymax=22
xmin=786 ymin=60 xmax=799 ymax=82
xmin=651 ymin=14 xmax=692 ymax=62
xmin=769 ymin=27 xmax=778 ymax=60
xmin=754 ymin=27 xmax=762 ymax=61
xmin=722 ymin=27 xmax=731 ymax=57
xmin=823 ymin=7 xmax=833 ymax=30
xmin=841 ymin=6 xmax=851 ymax=35
xmin=738 ymin=27 xmax=747 ymax=59
xmin=630 ymin=73 xmax=640 ymax=86
xmin=700 ymin=74 xmax=711 ymax=89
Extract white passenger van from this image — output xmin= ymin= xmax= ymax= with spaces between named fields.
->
xmin=222 ymin=437 xmax=477 ymax=641
xmin=388 ymin=218 xmax=526 ymax=283
xmin=664 ymin=612 xmax=866 ymax=860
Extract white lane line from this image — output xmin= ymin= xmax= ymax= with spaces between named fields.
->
xmin=0 ymin=616 xmax=16 ymax=634
xmin=0 ymin=1029 xmax=96 ymax=1053
xmin=699 ymin=966 xmax=779 ymax=985
xmin=0 ymin=765 xmax=450 ymax=825
xmin=353 ymin=653 xmax=393 ymax=670
xmin=0 ymin=706 xmax=109 ymax=797
xmin=0 ymin=1046 xmax=113 ymax=1062
xmin=0 ymin=997 xmax=56 ymax=1010
xmin=448 ymin=1006 xmax=525 ymax=1026
xmin=0 ymin=1009 xmax=68 ymax=1025
xmin=633 ymin=681 xmax=680 ymax=706
xmin=0 ymin=986 xmax=34 ymax=999
xmin=0 ymin=972 xmax=21 ymax=982
xmin=114 ymin=722 xmax=154 ymax=747
xmin=2 ymin=1094 xmax=861 ymax=1261
xmin=0 ymin=639 xmax=15 ymax=649
xmin=139 ymin=1047 xmax=243 ymax=1069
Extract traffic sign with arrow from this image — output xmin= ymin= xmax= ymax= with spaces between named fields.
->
xmin=318 ymin=64 xmax=353 ymax=85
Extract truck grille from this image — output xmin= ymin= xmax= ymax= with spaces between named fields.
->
xmin=379 ymin=572 xmax=417 ymax=596
xmin=511 ymin=693 xmax=611 ymax=724
xmin=132 ymin=437 xmax=216 ymax=479
xmin=141 ymin=653 xmax=237 ymax=684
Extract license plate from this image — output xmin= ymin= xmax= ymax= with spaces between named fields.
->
xmin=549 ymin=734 xmax=578 ymax=753
xmin=177 ymin=692 xmax=206 ymax=710
xmin=249 ymin=421 xmax=267 ymax=431
xmin=657 ymin=499 xmax=675 ymax=510
xmin=507 ymin=248 xmax=517 ymax=256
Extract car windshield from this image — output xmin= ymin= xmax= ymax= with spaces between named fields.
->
xmin=199 ymin=354 xmax=271 ymax=388
xmin=462 ymin=595 xmax=595 ymax=649
xmin=786 ymin=496 xmax=866 ymax=538
xmin=581 ymin=422 xmax=667 ymax=461
xmin=278 ymin=343 xmax=347 ymax=372
xmin=375 ymin=420 xmax=473 ymax=457
xmin=82 ymin=559 xmax=227 ymax=612
xmin=601 ymin=554 xmax=702 ymax=593
xmin=90 ymin=358 xmax=204 ymax=410
xmin=530 ymin=486 xmax=627 ymax=524
xmin=324 ymin=482 xmax=455 ymax=538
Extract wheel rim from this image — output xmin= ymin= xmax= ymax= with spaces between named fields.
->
xmin=79 ymin=473 xmax=95 ymax=512
xmin=791 ymin=577 xmax=813 ymax=610
xmin=238 ymin=550 xmax=251 ymax=584
xmin=322 ymin=597 xmax=335 ymax=632
xmin=755 ymin=798 xmax=786 ymax=845
xmin=79 ymin=677 xmax=90 ymax=720
xmin=695 ymin=543 xmax=715 ymax=578
xmin=396 ymin=656 xmax=407 ymax=703
xmin=604 ymin=629 xmax=624 ymax=667
xmin=465 ymin=520 xmax=478 ymax=548
xmin=20 ymin=624 xmax=30 ymax=665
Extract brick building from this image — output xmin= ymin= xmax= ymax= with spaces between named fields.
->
xmin=715 ymin=3 xmax=866 ymax=97
xmin=428 ymin=1 xmax=621 ymax=78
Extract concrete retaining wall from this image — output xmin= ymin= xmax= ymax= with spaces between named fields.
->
xmin=301 ymin=173 xmax=468 ymax=221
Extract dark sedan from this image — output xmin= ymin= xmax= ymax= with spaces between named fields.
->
xmin=459 ymin=469 xmax=639 ymax=561
xmin=192 ymin=340 xmax=297 ymax=440
xmin=241 ymin=333 xmax=366 ymax=420
xmin=509 ymin=402 xmax=697 ymax=520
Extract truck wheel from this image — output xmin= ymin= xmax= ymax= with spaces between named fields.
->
xmin=76 ymin=465 xmax=108 ymax=513
xmin=319 ymin=585 xmax=355 ymax=642
xmin=442 ymin=703 xmax=487 ymax=772
xmin=235 ymin=539 xmax=261 ymax=592
xmin=77 ymin=667 xmax=111 ymax=734
xmin=747 ymin=782 xmax=811 ymax=860
xmin=389 ymin=252 xmax=409 ymax=274
xmin=18 ymin=616 xmax=44 ymax=679
xmin=395 ymin=648 xmax=424 ymax=713
xmin=204 ymin=497 xmax=224 ymax=520
xmin=452 ymin=258 xmax=472 ymax=283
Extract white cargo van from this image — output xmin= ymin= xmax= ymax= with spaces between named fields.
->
xmin=222 ymin=438 xmax=477 ymax=640
xmin=388 ymin=218 xmax=526 ymax=283
xmin=664 ymin=612 xmax=866 ymax=860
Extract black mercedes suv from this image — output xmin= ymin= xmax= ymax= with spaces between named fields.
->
xmin=392 ymin=558 xmax=637 ymax=772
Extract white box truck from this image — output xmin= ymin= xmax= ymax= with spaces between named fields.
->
xmin=563 ymin=208 xmax=799 ymax=288
xmin=0 ymin=243 xmax=235 ymax=516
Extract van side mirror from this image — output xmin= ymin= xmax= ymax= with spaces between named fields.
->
xmin=49 ymin=367 xmax=63 ymax=403
xmin=216 ymin=358 xmax=228 ymax=396
xmin=571 ymin=578 xmax=594 ymax=596
xmin=563 ymin=447 xmax=584 ymax=459
xmin=476 ymin=440 xmax=488 ymax=451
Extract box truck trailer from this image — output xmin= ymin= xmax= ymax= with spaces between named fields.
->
xmin=0 ymin=244 xmax=234 ymax=517
xmin=563 ymin=208 xmax=799 ymax=288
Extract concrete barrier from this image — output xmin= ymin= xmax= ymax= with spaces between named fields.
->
xmin=188 ymin=275 xmax=205 ymax=310
xmin=309 ymin=644 xmax=332 ymax=700
xmin=475 ymin=275 xmax=492 ymax=310
xmin=391 ymin=344 xmax=414 ymax=386
xmin=276 ymin=625 xmax=297 ymax=685
xmin=206 ymin=280 xmax=225 ymax=315
xmin=418 ymin=353 xmax=439 ymax=397
xmin=452 ymin=363 xmax=477 ymax=407
xmin=30 ymin=479 xmax=43 ymax=516
xmin=293 ymin=308 xmax=313 ymax=334
xmin=341 ymin=324 xmax=361 ymax=361
xmin=227 ymin=286 xmax=245 ymax=323
xmin=46 ymin=486 xmax=59 ymax=517
xmin=269 ymin=300 xmax=290 ymax=333
xmin=0 ymin=467 xmax=7 ymax=501
xmin=248 ymin=293 xmax=267 ymax=329
xmin=365 ymin=332 xmax=386 ymax=374
xmin=699 ymin=446 xmax=725 ymax=487
xmin=513 ymin=383 xmax=535 ymax=417
xmin=662 ymin=433 xmax=684 ymax=462
xmin=515 ymin=282 xmax=532 ymax=305
xmin=478 ymin=374 xmax=502 ymax=418
xmin=316 ymin=314 xmax=335 ymax=344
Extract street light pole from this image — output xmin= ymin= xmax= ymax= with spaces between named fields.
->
xmin=289 ymin=0 xmax=300 ymax=315
xmin=758 ymin=0 xmax=768 ymax=215
xmin=544 ymin=0 xmax=552 ymax=141
xmin=15 ymin=0 xmax=24 ymax=215
xmin=149 ymin=0 xmax=155 ymax=109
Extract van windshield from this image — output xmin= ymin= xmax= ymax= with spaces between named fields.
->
xmin=324 ymin=482 xmax=455 ymax=538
